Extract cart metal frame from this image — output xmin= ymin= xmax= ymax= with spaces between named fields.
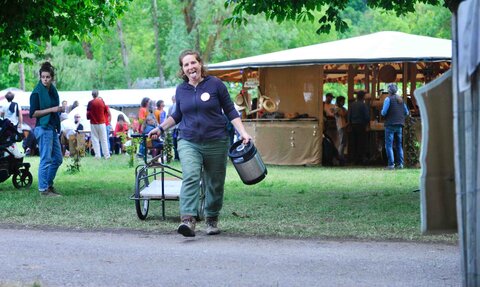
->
xmin=129 ymin=134 xmax=205 ymax=220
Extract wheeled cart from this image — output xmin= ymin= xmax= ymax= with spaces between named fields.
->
xmin=129 ymin=135 xmax=204 ymax=220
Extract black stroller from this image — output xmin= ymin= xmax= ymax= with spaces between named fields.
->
xmin=0 ymin=118 xmax=33 ymax=189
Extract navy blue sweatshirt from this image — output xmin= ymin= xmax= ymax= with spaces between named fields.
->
xmin=171 ymin=76 xmax=239 ymax=142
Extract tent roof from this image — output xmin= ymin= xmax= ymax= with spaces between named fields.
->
xmin=207 ymin=31 xmax=452 ymax=71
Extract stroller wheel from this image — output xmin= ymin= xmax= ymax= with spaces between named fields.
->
xmin=12 ymin=169 xmax=33 ymax=189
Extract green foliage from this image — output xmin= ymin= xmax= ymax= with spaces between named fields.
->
xmin=0 ymin=0 xmax=132 ymax=61
xmin=224 ymin=0 xmax=456 ymax=34
xmin=65 ymin=136 xmax=86 ymax=174
xmin=0 ymin=0 xmax=454 ymax=90
xmin=0 ymin=57 xmax=19 ymax=89
xmin=341 ymin=3 xmax=451 ymax=39
xmin=404 ymin=116 xmax=420 ymax=167
xmin=123 ymin=136 xmax=140 ymax=167
xmin=66 ymin=155 xmax=81 ymax=174
xmin=323 ymin=83 xmax=348 ymax=99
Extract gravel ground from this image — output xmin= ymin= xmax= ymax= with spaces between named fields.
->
xmin=0 ymin=227 xmax=461 ymax=287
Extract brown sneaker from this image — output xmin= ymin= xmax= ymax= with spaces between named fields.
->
xmin=47 ymin=186 xmax=62 ymax=196
xmin=40 ymin=190 xmax=61 ymax=197
xmin=177 ymin=216 xmax=196 ymax=237
xmin=206 ymin=217 xmax=220 ymax=235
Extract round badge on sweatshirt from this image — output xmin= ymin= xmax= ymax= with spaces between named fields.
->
xmin=200 ymin=92 xmax=210 ymax=102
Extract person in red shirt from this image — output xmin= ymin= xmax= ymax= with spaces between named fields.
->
xmin=104 ymin=103 xmax=112 ymax=156
xmin=113 ymin=114 xmax=129 ymax=154
xmin=86 ymin=90 xmax=110 ymax=159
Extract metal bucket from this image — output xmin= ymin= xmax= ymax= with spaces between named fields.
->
xmin=228 ymin=140 xmax=267 ymax=185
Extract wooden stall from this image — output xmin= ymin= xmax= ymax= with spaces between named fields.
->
xmin=208 ymin=31 xmax=452 ymax=165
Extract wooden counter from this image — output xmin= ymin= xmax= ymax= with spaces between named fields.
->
xmin=242 ymin=119 xmax=321 ymax=165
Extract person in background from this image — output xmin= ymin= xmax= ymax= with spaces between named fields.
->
xmin=381 ymin=83 xmax=409 ymax=170
xmin=86 ymin=89 xmax=110 ymax=160
xmin=66 ymin=114 xmax=85 ymax=157
xmin=323 ymin=93 xmax=335 ymax=120
xmin=73 ymin=114 xmax=84 ymax=132
xmin=61 ymin=100 xmax=69 ymax=113
xmin=1 ymin=91 xmax=24 ymax=158
xmin=59 ymin=113 xmax=71 ymax=156
xmin=59 ymin=100 xmax=69 ymax=123
xmin=113 ymin=114 xmax=129 ymax=154
xmin=129 ymin=113 xmax=140 ymax=134
xmin=323 ymin=93 xmax=338 ymax=152
xmin=1 ymin=91 xmax=23 ymax=129
xmin=348 ymin=90 xmax=370 ymax=165
xmin=71 ymin=100 xmax=80 ymax=111
xmin=143 ymin=114 xmax=163 ymax=157
xmin=167 ymin=95 xmax=176 ymax=117
xmin=103 ymin=102 xmax=112 ymax=156
xmin=334 ymin=96 xmax=348 ymax=165
xmin=22 ymin=127 xmax=38 ymax=156
xmin=137 ymin=97 xmax=151 ymax=157
xmin=167 ymin=95 xmax=179 ymax=160
xmin=154 ymin=100 xmax=167 ymax=124
xmin=138 ymin=97 xmax=150 ymax=132
xmin=148 ymin=49 xmax=252 ymax=237
xmin=29 ymin=62 xmax=64 ymax=196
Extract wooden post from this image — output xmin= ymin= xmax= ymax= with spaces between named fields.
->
xmin=402 ymin=63 xmax=408 ymax=102
xmin=364 ymin=64 xmax=371 ymax=94
xmin=348 ymin=64 xmax=355 ymax=101
xmin=409 ymin=63 xmax=419 ymax=114
xmin=371 ymin=64 xmax=378 ymax=98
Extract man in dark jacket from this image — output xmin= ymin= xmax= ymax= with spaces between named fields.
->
xmin=348 ymin=90 xmax=370 ymax=165
xmin=381 ymin=83 xmax=409 ymax=170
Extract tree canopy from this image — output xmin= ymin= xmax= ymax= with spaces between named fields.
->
xmin=0 ymin=0 xmax=131 ymax=60
xmin=0 ymin=0 xmax=452 ymax=91
xmin=224 ymin=0 xmax=459 ymax=34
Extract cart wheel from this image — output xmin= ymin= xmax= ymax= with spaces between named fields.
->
xmin=12 ymin=169 xmax=33 ymax=189
xmin=135 ymin=169 xmax=149 ymax=220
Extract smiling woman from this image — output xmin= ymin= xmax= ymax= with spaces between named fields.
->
xmin=146 ymin=49 xmax=253 ymax=237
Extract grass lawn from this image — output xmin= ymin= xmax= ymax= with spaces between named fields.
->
xmin=0 ymin=154 xmax=457 ymax=243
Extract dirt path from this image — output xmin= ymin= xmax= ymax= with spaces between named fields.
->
xmin=0 ymin=227 xmax=460 ymax=286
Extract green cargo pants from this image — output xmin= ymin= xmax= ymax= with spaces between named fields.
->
xmin=177 ymin=137 xmax=229 ymax=218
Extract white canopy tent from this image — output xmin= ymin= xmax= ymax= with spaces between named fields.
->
xmin=206 ymin=31 xmax=452 ymax=166
xmin=65 ymin=106 xmax=130 ymax=132
xmin=0 ymin=87 xmax=176 ymax=110
xmin=208 ymin=31 xmax=451 ymax=70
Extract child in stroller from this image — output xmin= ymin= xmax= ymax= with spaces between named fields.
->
xmin=0 ymin=118 xmax=33 ymax=189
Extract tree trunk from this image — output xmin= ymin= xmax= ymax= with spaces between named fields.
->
xmin=151 ymin=0 xmax=166 ymax=88
xmin=82 ymin=41 xmax=94 ymax=60
xmin=18 ymin=63 xmax=25 ymax=91
xmin=182 ymin=0 xmax=196 ymax=34
xmin=182 ymin=0 xmax=200 ymax=50
xmin=117 ymin=20 xmax=132 ymax=88
xmin=202 ymin=15 xmax=226 ymax=63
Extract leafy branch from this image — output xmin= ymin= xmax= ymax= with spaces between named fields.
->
xmin=224 ymin=0 xmax=457 ymax=34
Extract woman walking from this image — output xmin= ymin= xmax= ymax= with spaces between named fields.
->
xmin=148 ymin=50 xmax=252 ymax=237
